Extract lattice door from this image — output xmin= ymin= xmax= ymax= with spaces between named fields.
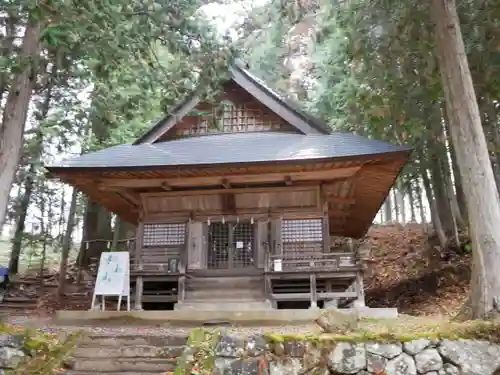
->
xmin=207 ymin=222 xmax=255 ymax=269
xmin=282 ymin=219 xmax=324 ymax=259
xmin=232 ymin=223 xmax=254 ymax=268
xmin=143 ymin=223 xmax=185 ymax=247
xmin=207 ymin=222 xmax=230 ymax=269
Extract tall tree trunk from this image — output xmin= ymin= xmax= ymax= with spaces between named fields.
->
xmin=111 ymin=215 xmax=120 ymax=250
xmin=423 ymin=168 xmax=448 ymax=248
xmin=392 ymin=189 xmax=399 ymax=222
xmin=408 ymin=183 xmax=416 ymax=222
xmin=8 ymin=165 xmax=35 ymax=274
xmin=0 ymin=21 xmax=41 ymax=232
xmin=75 ymin=79 xmax=114 ymax=266
xmin=428 ymin=158 xmax=453 ymax=234
xmin=444 ymin=103 xmax=467 ymax=219
xmin=416 ymin=179 xmax=426 ymax=226
xmin=58 ymin=191 xmax=66 ymax=247
xmin=482 ymin=94 xmax=500 ymax=193
xmin=76 ymin=198 xmax=90 ymax=285
xmin=397 ymin=180 xmax=406 ymax=224
xmin=432 ymin=0 xmax=500 ymax=318
xmin=118 ymin=220 xmax=136 ymax=251
xmin=0 ymin=13 xmax=18 ymax=106
xmin=448 ymin=135 xmax=467 ymax=218
xmin=78 ymin=201 xmax=112 ymax=268
xmin=384 ymin=196 xmax=392 ymax=223
xmin=8 ymin=61 xmax=55 ymax=274
xmin=57 ymin=188 xmax=78 ymax=299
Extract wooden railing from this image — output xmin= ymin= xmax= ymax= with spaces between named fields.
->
xmin=130 ymin=247 xmax=182 ymax=274
xmin=266 ymin=252 xmax=358 ymax=272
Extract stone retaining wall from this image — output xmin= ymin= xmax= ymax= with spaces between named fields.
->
xmin=209 ymin=334 xmax=500 ymax=375
xmin=0 ymin=334 xmax=27 ymax=373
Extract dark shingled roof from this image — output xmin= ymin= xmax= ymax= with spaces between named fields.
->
xmin=47 ymin=132 xmax=410 ymax=171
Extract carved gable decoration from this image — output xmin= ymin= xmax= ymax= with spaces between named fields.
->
xmin=159 ymin=90 xmax=297 ymax=141
xmin=181 ymin=100 xmax=294 ymax=135
xmin=134 ymin=62 xmax=331 ymax=145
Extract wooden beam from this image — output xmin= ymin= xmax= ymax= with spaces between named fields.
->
xmin=116 ymin=190 xmax=140 ymax=206
xmin=160 ymin=182 xmax=172 ymax=191
xmin=220 ymin=193 xmax=236 ymax=213
xmin=271 ymin=292 xmax=357 ymax=301
xmin=327 ymin=196 xmax=356 ymax=205
xmin=71 ymin=181 xmax=138 ymax=224
xmin=230 ymin=65 xmax=324 ymax=134
xmin=135 ymin=95 xmax=201 ymax=144
xmin=97 ymin=167 xmax=360 ymax=190
xmin=142 ymin=184 xmax=318 ymax=198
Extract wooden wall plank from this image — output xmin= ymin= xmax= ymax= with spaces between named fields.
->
xmin=255 ymin=220 xmax=269 ymax=268
xmin=187 ymin=221 xmax=203 ymax=270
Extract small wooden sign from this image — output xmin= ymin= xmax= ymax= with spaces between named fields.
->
xmin=90 ymin=251 xmax=130 ymax=311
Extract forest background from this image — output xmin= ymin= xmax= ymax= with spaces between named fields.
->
xmin=0 ymin=0 xmax=498 ymax=318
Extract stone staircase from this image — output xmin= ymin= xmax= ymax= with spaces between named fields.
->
xmin=63 ymin=333 xmax=188 ymax=374
xmin=175 ymin=275 xmax=273 ymax=311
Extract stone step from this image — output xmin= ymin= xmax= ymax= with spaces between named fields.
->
xmin=71 ymin=357 xmax=177 ymax=372
xmin=185 ymin=289 xmax=265 ymax=300
xmin=61 ymin=372 xmax=162 ymax=375
xmin=79 ymin=334 xmax=187 ymax=347
xmin=73 ymin=344 xmax=184 ymax=359
xmin=186 ymin=285 xmax=262 ymax=293
xmin=186 ymin=276 xmax=263 ymax=288
xmin=175 ymin=300 xmax=273 ymax=311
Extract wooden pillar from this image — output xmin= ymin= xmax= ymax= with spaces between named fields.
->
xmin=178 ymin=275 xmax=185 ymax=303
xmin=134 ymin=277 xmax=143 ymax=311
xmin=134 ymin=222 xmax=144 ymax=311
xmin=187 ymin=221 xmax=203 ymax=269
xmin=309 ymin=273 xmax=318 ymax=309
xmin=324 ymin=280 xmax=338 ymax=309
xmin=270 ymin=217 xmax=283 ymax=256
xmin=322 ymin=206 xmax=330 ymax=253
xmin=256 ymin=220 xmax=269 ymax=268
xmin=353 ymin=271 xmax=366 ymax=307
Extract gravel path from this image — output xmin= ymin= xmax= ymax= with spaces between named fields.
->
xmin=3 ymin=315 xmax=320 ymax=337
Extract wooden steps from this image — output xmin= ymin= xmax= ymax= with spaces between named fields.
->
xmin=176 ymin=274 xmax=272 ymax=311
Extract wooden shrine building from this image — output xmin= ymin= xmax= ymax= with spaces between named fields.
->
xmin=46 ymin=61 xmax=411 ymax=311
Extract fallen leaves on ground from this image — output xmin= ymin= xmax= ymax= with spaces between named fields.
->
xmin=364 ymin=223 xmax=470 ymax=316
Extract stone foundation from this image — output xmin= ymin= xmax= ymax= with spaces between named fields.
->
xmin=0 ymin=328 xmax=79 ymax=374
xmin=205 ymin=334 xmax=500 ymax=375
xmin=0 ymin=334 xmax=27 ymax=372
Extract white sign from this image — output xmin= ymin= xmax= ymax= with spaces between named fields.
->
xmin=90 ymin=251 xmax=130 ymax=311
xmin=236 ymin=241 xmax=244 ymax=249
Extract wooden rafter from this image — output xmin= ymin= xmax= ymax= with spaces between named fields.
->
xmin=95 ymin=167 xmax=360 ymax=190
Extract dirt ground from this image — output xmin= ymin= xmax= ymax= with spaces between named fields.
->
xmin=363 ymin=223 xmax=470 ymax=316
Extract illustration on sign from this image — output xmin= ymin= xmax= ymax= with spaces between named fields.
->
xmin=91 ymin=251 xmax=130 ymax=311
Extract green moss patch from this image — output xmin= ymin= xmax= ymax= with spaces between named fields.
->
xmin=263 ymin=316 xmax=500 ymax=344
xmin=174 ymin=328 xmax=220 ymax=375
xmin=0 ymin=324 xmax=81 ymax=375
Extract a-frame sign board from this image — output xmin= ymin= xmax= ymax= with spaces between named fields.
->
xmin=90 ymin=251 xmax=130 ymax=311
